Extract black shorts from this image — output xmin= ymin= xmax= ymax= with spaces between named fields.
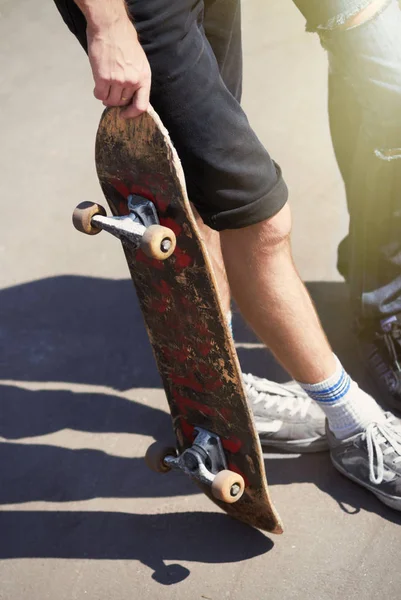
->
xmin=53 ymin=0 xmax=288 ymax=231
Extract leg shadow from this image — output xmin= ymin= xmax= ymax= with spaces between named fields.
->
xmin=0 ymin=510 xmax=273 ymax=585
xmin=0 ymin=441 xmax=198 ymax=504
xmin=0 ymin=384 xmax=171 ymax=439
xmin=0 ymin=275 xmax=158 ymax=389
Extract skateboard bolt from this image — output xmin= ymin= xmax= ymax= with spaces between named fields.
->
xmin=230 ymin=483 xmax=241 ymax=497
xmin=184 ymin=452 xmax=198 ymax=471
xmin=161 ymin=238 xmax=172 ymax=253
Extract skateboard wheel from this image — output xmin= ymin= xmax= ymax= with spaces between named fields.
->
xmin=145 ymin=441 xmax=177 ymax=473
xmin=211 ymin=470 xmax=245 ymax=504
xmin=72 ymin=201 xmax=107 ymax=235
xmin=141 ymin=225 xmax=176 ymax=260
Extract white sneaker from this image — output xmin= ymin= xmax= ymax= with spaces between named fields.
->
xmin=244 ymin=373 xmax=328 ymax=453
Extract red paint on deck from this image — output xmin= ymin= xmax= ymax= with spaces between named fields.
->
xmin=136 ymin=249 xmax=165 ymax=270
xmin=180 ymin=296 xmax=198 ymax=312
xmin=179 ymin=418 xmax=195 ymax=442
xmin=194 ymin=322 xmax=211 ymax=336
xmin=174 ymin=391 xmax=212 ymax=415
xmin=161 ymin=345 xmax=190 ymax=363
xmin=219 ymin=407 xmax=232 ymax=421
xmin=173 ymin=390 xmax=232 ymax=425
xmin=150 ymin=298 xmax=169 ymax=313
xmin=169 ymin=356 xmax=225 ymax=392
xmin=111 ymin=180 xmax=130 ymax=200
xmin=171 ymin=370 xmax=223 ymax=392
xmin=160 ymin=217 xmax=182 ymax=237
xmin=174 ymin=349 xmax=191 ymax=363
xmin=119 ymin=200 xmax=129 ymax=215
xmin=129 ymin=183 xmax=155 ymax=204
xmin=222 ymin=436 xmax=243 ymax=454
xmin=171 ymin=372 xmax=203 ymax=393
xmin=152 ymin=279 xmax=171 ymax=295
xmin=199 ymin=342 xmax=212 ymax=357
xmin=174 ymin=248 xmax=193 ymax=271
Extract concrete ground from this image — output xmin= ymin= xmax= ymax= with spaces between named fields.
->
xmin=1 ymin=1 xmax=400 ymax=598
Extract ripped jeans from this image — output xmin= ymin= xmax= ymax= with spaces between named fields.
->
xmin=293 ymin=0 xmax=401 ymax=325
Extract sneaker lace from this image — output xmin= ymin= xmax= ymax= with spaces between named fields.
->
xmin=363 ymin=414 xmax=401 ymax=484
xmin=243 ymin=373 xmax=311 ymax=418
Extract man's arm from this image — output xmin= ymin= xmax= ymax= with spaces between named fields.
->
xmin=74 ymin=0 xmax=151 ymax=118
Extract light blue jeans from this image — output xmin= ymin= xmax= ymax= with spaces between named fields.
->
xmin=294 ymin=0 xmax=401 ymax=325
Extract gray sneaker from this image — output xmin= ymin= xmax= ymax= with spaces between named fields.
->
xmin=327 ymin=413 xmax=401 ymax=511
xmin=243 ymin=373 xmax=328 ymax=453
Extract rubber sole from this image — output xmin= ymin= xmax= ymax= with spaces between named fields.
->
xmin=260 ymin=435 xmax=329 ymax=454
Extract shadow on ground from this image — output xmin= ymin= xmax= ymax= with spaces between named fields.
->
xmin=2 ymin=274 xmax=395 ymax=579
xmin=0 ymin=439 xmax=194 ymax=503
xmin=264 ymin=452 xmax=401 ymax=527
xmin=0 ymin=384 xmax=172 ymax=439
xmin=0 ymin=510 xmax=273 ymax=584
xmin=0 ymin=274 xmax=362 ymax=388
xmin=0 ymin=276 xmax=158 ymax=390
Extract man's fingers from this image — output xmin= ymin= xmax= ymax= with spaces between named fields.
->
xmin=119 ymin=87 xmax=136 ymax=106
xmin=93 ymin=79 xmax=110 ymax=102
xmin=122 ymin=85 xmax=150 ymax=119
xmin=103 ymin=83 xmax=136 ymax=107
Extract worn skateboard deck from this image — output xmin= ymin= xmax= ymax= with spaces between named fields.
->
xmin=95 ymin=106 xmax=283 ymax=534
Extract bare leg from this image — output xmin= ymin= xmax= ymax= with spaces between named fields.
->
xmin=191 ymin=205 xmax=231 ymax=315
xmin=220 ymin=204 xmax=336 ymax=383
xmin=193 ymin=202 xmax=335 ymax=383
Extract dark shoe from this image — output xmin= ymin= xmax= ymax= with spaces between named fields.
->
xmin=327 ymin=413 xmax=401 ymax=511
xmin=358 ymin=316 xmax=401 ymax=413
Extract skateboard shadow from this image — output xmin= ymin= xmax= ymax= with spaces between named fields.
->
xmin=0 ymin=510 xmax=273 ymax=584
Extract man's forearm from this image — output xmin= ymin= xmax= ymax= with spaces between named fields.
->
xmin=73 ymin=0 xmax=131 ymax=32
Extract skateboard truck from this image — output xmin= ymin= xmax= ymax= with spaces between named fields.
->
xmin=145 ymin=428 xmax=246 ymax=504
xmin=126 ymin=194 xmax=159 ymax=227
xmin=72 ymin=198 xmax=176 ymax=260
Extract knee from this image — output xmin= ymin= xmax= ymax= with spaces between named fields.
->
xmin=221 ymin=203 xmax=292 ymax=254
xmin=257 ymin=203 xmax=292 ymax=251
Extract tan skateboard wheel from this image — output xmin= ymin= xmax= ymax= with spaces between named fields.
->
xmin=145 ymin=441 xmax=177 ymax=473
xmin=72 ymin=201 xmax=107 ymax=235
xmin=211 ymin=470 xmax=245 ymax=504
xmin=140 ymin=224 xmax=176 ymax=260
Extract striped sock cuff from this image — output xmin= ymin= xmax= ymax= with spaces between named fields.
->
xmin=298 ymin=355 xmax=351 ymax=404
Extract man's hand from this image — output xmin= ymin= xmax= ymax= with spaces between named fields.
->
xmin=73 ymin=1 xmax=151 ymax=118
xmin=87 ymin=17 xmax=151 ymax=118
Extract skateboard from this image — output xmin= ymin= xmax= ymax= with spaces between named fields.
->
xmin=72 ymin=106 xmax=283 ymax=534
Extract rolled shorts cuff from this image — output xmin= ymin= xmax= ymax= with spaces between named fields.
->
xmin=201 ymin=163 xmax=289 ymax=232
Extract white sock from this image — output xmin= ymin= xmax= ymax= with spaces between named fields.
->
xmin=298 ymin=355 xmax=385 ymax=439
xmin=226 ymin=310 xmax=233 ymax=336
